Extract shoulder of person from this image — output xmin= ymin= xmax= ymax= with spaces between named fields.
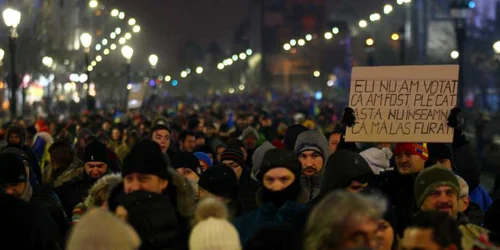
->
xmin=54 ymin=167 xmax=85 ymax=189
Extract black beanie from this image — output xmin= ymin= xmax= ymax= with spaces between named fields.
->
xmin=257 ymin=148 xmax=301 ymax=183
xmin=84 ymin=140 xmax=108 ymax=163
xmin=0 ymin=153 xmax=28 ymax=185
xmin=122 ymin=140 xmax=170 ymax=180
xmin=426 ymin=143 xmax=453 ymax=167
xmin=150 ymin=124 xmax=170 ymax=138
xmin=220 ymin=147 xmax=246 ymax=168
xmin=283 ymin=125 xmax=308 ymax=151
xmin=171 ymin=152 xmax=201 ymax=176
xmin=198 ymin=164 xmax=238 ymax=199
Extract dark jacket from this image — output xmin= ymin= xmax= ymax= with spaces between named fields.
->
xmin=462 ymin=202 xmax=485 ymax=227
xmin=54 ymin=167 xmax=98 ymax=218
xmin=0 ymin=193 xmax=63 ymax=250
xmin=237 ymin=166 xmax=260 ymax=214
xmin=31 ymin=184 xmax=69 ymax=237
xmin=119 ymin=191 xmax=188 ymax=250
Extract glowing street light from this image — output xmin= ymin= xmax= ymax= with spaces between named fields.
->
xmin=89 ymin=0 xmax=98 ymax=8
xmin=332 ymin=27 xmax=339 ymax=34
xmin=324 ymin=32 xmax=333 ymax=40
xmin=110 ymin=44 xmax=117 ymax=50
xmin=125 ymin=33 xmax=132 ymax=40
xmin=450 ymin=50 xmax=459 ymax=59
xmin=232 ymin=54 xmax=238 ymax=61
xmin=128 ymin=18 xmax=136 ymax=26
xmin=95 ymin=44 xmax=101 ymax=51
xmin=239 ymin=53 xmax=247 ymax=60
xmin=102 ymin=39 xmax=108 ymax=45
xmin=115 ymin=27 xmax=121 ymax=34
xmin=397 ymin=0 xmax=404 ymax=4
xmin=391 ymin=33 xmax=400 ymax=41
xmin=118 ymin=37 xmax=126 ymax=44
xmin=103 ymin=49 xmax=110 ymax=55
xmin=87 ymin=65 xmax=93 ymax=72
xmin=366 ymin=38 xmax=375 ymax=46
xmin=283 ymin=43 xmax=291 ymax=51
xmin=313 ymin=71 xmax=320 ymax=77
xmin=148 ymin=54 xmax=158 ymax=68
xmin=359 ymin=20 xmax=368 ymax=28
xmin=228 ymin=88 xmax=235 ymax=94
xmin=238 ymin=84 xmax=245 ymax=91
xmin=96 ymin=55 xmax=102 ymax=62
xmin=493 ymin=41 xmax=500 ymax=54
xmin=91 ymin=61 xmax=97 ymax=66
xmin=0 ymin=49 xmax=4 ymax=63
xmin=181 ymin=71 xmax=188 ymax=78
xmin=111 ymin=9 xmax=119 ymax=17
xmin=305 ymin=34 xmax=313 ymax=41
xmin=121 ymin=45 xmax=134 ymax=61
xmin=80 ymin=32 xmax=92 ymax=49
xmin=133 ymin=25 xmax=141 ymax=33
xmin=246 ymin=49 xmax=253 ymax=55
xmin=217 ymin=63 xmax=225 ymax=70
xmin=298 ymin=39 xmax=306 ymax=46
xmin=290 ymin=39 xmax=297 ymax=46
xmin=42 ymin=56 xmax=53 ymax=68
xmin=164 ymin=75 xmax=171 ymax=82
xmin=196 ymin=66 xmax=203 ymax=74
xmin=118 ymin=12 xmax=125 ymax=20
xmin=384 ymin=4 xmax=393 ymax=14
xmin=370 ymin=13 xmax=381 ymax=21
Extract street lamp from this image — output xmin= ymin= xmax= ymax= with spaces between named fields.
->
xmin=42 ymin=56 xmax=53 ymax=100
xmin=450 ymin=50 xmax=459 ymax=59
xmin=133 ymin=25 xmax=141 ymax=33
xmin=196 ymin=66 xmax=203 ymax=74
xmin=359 ymin=20 xmax=368 ymax=28
xmin=384 ymin=4 xmax=393 ymax=14
xmin=3 ymin=8 xmax=21 ymax=119
xmin=450 ymin=0 xmax=470 ymax=109
xmin=365 ymin=38 xmax=376 ymax=66
xmin=128 ymin=18 xmax=136 ymax=26
xmin=148 ymin=54 xmax=158 ymax=88
xmin=80 ymin=32 xmax=93 ymax=110
xmin=121 ymin=45 xmax=134 ymax=108
xmin=89 ymin=0 xmax=98 ymax=8
xmin=493 ymin=41 xmax=500 ymax=54
xmin=0 ymin=49 xmax=4 ymax=64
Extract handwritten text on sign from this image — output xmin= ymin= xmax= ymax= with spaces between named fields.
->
xmin=345 ymin=65 xmax=459 ymax=143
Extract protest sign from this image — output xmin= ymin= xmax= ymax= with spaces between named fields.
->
xmin=345 ymin=65 xmax=459 ymax=143
xmin=127 ymin=83 xmax=146 ymax=110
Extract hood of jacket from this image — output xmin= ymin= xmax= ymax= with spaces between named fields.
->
xmin=167 ymin=167 xmax=197 ymax=218
xmin=84 ymin=173 xmax=123 ymax=208
xmin=250 ymin=141 xmax=276 ymax=182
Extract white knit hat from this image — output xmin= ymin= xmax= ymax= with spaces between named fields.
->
xmin=359 ymin=147 xmax=393 ymax=175
xmin=189 ymin=198 xmax=242 ymax=250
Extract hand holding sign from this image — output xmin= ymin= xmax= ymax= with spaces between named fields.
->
xmin=345 ymin=65 xmax=459 ymax=143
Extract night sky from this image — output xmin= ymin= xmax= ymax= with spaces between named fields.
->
xmin=104 ymin=0 xmax=251 ymax=72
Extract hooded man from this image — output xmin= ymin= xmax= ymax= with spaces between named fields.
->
xmin=241 ymin=127 xmax=260 ymax=167
xmin=414 ymin=165 xmax=489 ymax=250
xmin=294 ymin=129 xmax=331 ymax=201
xmin=171 ymin=152 xmax=202 ymax=197
xmin=5 ymin=124 xmax=42 ymax=183
xmin=234 ymin=148 xmax=308 ymax=245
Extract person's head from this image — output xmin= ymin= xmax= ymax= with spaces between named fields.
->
xmin=84 ymin=140 xmax=109 ymax=180
xmin=122 ymin=140 xmax=170 ymax=194
xmin=259 ymin=112 xmax=272 ymax=127
xmin=426 ymin=143 xmax=453 ymax=170
xmin=25 ymin=126 xmax=36 ymax=147
xmin=242 ymin=127 xmax=259 ymax=150
xmin=179 ymin=130 xmax=196 ymax=153
xmin=102 ymin=120 xmax=112 ymax=132
xmin=227 ymin=139 xmax=247 ymax=160
xmin=111 ymin=127 xmax=122 ymax=141
xmin=235 ymin=115 xmax=248 ymax=129
xmin=360 ymin=147 xmax=393 ymax=175
xmin=401 ymin=211 xmax=463 ymax=250
xmin=304 ymin=191 xmax=386 ymax=250
xmin=327 ymin=132 xmax=342 ymax=154
xmin=198 ymin=165 xmax=238 ymax=202
xmin=203 ymin=125 xmax=215 ymax=138
xmin=376 ymin=207 xmax=398 ymax=250
xmin=295 ymin=130 xmax=330 ymax=177
xmin=172 ymin=152 xmax=202 ymax=182
xmin=220 ymin=147 xmax=246 ymax=181
xmin=77 ymin=128 xmax=94 ymax=148
xmin=415 ymin=166 xmax=461 ymax=218
xmin=194 ymin=132 xmax=206 ymax=147
xmin=394 ymin=143 xmax=428 ymax=175
xmin=455 ymin=175 xmax=469 ymax=213
xmin=150 ymin=124 xmax=171 ymax=153
xmin=6 ymin=125 xmax=26 ymax=147
xmin=194 ymin=152 xmax=213 ymax=172
xmin=48 ymin=141 xmax=75 ymax=170
xmin=215 ymin=145 xmax=226 ymax=164
xmin=257 ymin=148 xmax=302 ymax=206
xmin=0 ymin=153 xmax=29 ymax=199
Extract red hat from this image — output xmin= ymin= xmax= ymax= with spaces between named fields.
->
xmin=394 ymin=143 xmax=429 ymax=161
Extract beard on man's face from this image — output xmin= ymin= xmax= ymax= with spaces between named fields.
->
xmin=302 ymin=166 xmax=318 ymax=176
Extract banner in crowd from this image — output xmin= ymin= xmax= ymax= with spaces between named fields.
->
xmin=127 ymin=83 xmax=146 ymax=110
xmin=345 ymin=65 xmax=459 ymax=143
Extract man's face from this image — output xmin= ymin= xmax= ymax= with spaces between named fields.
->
xmin=437 ymin=159 xmax=453 ymax=171
xmin=298 ymin=150 xmax=324 ymax=176
xmin=152 ymin=129 xmax=171 ymax=153
xmin=111 ymin=129 xmax=121 ymax=141
xmin=395 ymin=151 xmax=425 ymax=175
xmin=244 ymin=135 xmax=258 ymax=150
xmin=2 ymin=182 xmax=26 ymax=198
xmin=102 ymin=122 xmax=111 ymax=132
xmin=340 ymin=216 xmax=379 ymax=250
xmin=216 ymin=147 xmax=226 ymax=163
xmin=329 ymin=133 xmax=341 ymax=154
xmin=260 ymin=118 xmax=272 ymax=127
xmin=180 ymin=135 xmax=196 ymax=152
xmin=176 ymin=168 xmax=200 ymax=182
xmin=236 ymin=118 xmax=247 ymax=129
xmin=375 ymin=219 xmax=395 ymax=250
xmin=346 ymin=180 xmax=369 ymax=193
xmin=262 ymin=168 xmax=295 ymax=191
xmin=84 ymin=162 xmax=108 ymax=179
xmin=420 ymin=186 xmax=459 ymax=218
xmin=401 ymin=228 xmax=443 ymax=250
xmin=195 ymin=137 xmax=205 ymax=147
xmin=222 ymin=160 xmax=243 ymax=180
xmin=8 ymin=133 xmax=21 ymax=146
xmin=123 ymin=173 xmax=168 ymax=194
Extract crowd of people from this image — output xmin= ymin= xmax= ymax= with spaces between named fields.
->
xmin=0 ymin=96 xmax=500 ymax=250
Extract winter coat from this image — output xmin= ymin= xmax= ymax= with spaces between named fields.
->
xmin=233 ymin=201 xmax=308 ymax=245
xmin=294 ymin=130 xmax=331 ymax=201
xmin=459 ymin=202 xmax=485 ymax=227
xmin=54 ymin=167 xmax=98 ymax=218
xmin=120 ymin=191 xmax=188 ymax=250
xmin=237 ymin=166 xmax=260 ymax=214
xmin=3 ymin=144 xmax=42 ymax=184
xmin=469 ymin=185 xmax=493 ymax=212
xmin=0 ymin=193 xmax=63 ymax=250
xmin=30 ymin=184 xmax=69 ymax=237
xmin=33 ymin=132 xmax=54 ymax=175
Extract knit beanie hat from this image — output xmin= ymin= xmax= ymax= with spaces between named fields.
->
xmin=67 ymin=208 xmax=141 ymax=250
xmin=241 ymin=127 xmax=259 ymax=140
xmin=220 ymin=147 xmax=246 ymax=168
xmin=414 ymin=165 xmax=460 ymax=208
xmin=189 ymin=198 xmax=241 ymax=250
xmin=257 ymin=148 xmax=301 ymax=183
xmin=171 ymin=152 xmax=202 ymax=176
xmin=426 ymin=143 xmax=453 ymax=167
xmin=122 ymin=140 xmax=170 ymax=180
xmin=0 ymin=153 xmax=27 ymax=185
xmin=198 ymin=165 xmax=238 ymax=200
xmin=394 ymin=143 xmax=429 ymax=161
xmin=194 ymin=152 xmax=213 ymax=168
xmin=359 ymin=147 xmax=393 ymax=175
xmin=84 ymin=140 xmax=108 ymax=163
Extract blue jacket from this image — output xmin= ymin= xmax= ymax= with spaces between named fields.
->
xmin=469 ymin=185 xmax=493 ymax=212
xmin=233 ymin=201 xmax=307 ymax=245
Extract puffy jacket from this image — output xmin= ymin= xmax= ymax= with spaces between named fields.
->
xmin=30 ymin=185 xmax=69 ymax=237
xmin=54 ymin=167 xmax=98 ymax=218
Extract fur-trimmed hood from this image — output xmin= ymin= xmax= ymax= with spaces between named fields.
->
xmin=84 ymin=173 xmax=123 ymax=208
xmin=167 ymin=167 xmax=197 ymax=219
